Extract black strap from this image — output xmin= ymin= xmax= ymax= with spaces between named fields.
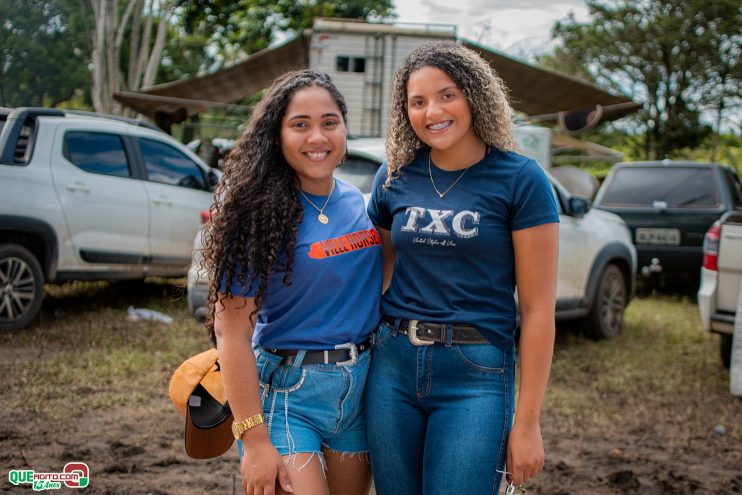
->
xmin=382 ymin=316 xmax=488 ymax=344
xmin=271 ymin=337 xmax=372 ymax=366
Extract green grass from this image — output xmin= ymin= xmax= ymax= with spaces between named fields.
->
xmin=3 ymin=282 xmax=740 ymax=494
xmin=1 ymin=282 xmax=739 ymax=438
xmin=547 ymin=294 xmax=739 ymax=437
xmin=0 ymin=279 xmax=211 ymax=421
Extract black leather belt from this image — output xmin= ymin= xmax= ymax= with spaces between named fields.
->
xmin=382 ymin=316 xmax=489 ymax=345
xmin=271 ymin=337 xmax=372 ymax=366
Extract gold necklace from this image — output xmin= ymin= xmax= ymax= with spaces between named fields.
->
xmin=428 ymin=151 xmax=473 ymax=199
xmin=299 ymin=179 xmax=335 ymax=224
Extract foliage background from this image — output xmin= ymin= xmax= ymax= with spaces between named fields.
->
xmin=1 ymin=0 xmax=739 ymax=170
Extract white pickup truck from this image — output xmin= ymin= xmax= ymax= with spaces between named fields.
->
xmin=0 ymin=107 xmax=218 ymax=331
xmin=698 ymin=211 xmax=742 ymax=368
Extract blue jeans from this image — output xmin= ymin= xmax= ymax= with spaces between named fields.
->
xmin=238 ymin=345 xmax=371 ymax=462
xmin=365 ymin=320 xmax=515 ymax=495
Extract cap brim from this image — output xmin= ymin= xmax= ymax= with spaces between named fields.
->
xmin=184 ymin=384 xmax=234 ymax=459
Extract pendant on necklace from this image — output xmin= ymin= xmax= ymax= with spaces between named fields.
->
xmin=318 ymin=213 xmax=329 ymax=224
xmin=439 ymin=193 xmax=445 ymax=198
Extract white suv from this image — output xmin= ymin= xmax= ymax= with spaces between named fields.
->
xmin=188 ymin=138 xmax=637 ymax=339
xmin=0 ymin=107 xmax=218 ymax=330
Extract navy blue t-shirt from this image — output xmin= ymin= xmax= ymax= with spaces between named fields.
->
xmin=225 ymin=178 xmax=382 ymax=350
xmin=367 ymin=147 xmax=559 ymax=350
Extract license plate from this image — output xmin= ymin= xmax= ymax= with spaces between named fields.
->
xmin=635 ymin=228 xmax=681 ymax=245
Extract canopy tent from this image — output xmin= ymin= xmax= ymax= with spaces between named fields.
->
xmin=461 ymin=39 xmax=639 ymax=123
xmin=114 ymin=35 xmax=311 ymax=130
xmin=115 ymin=25 xmax=639 ymax=132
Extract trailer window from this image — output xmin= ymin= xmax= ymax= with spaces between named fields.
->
xmin=336 ymin=56 xmax=366 ymax=73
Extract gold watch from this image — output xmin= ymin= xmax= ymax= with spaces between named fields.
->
xmin=231 ymin=413 xmax=266 ymax=440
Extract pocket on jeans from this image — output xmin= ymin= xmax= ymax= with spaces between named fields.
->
xmin=453 ymin=343 xmax=506 ymax=372
xmin=256 ymin=350 xmax=306 ymax=392
xmin=373 ymin=321 xmax=394 ymax=348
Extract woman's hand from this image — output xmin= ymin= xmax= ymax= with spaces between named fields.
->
xmin=506 ymin=421 xmax=545 ymax=486
xmin=241 ymin=438 xmax=293 ymax=495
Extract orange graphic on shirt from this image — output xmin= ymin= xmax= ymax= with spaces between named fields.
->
xmin=308 ymin=228 xmax=381 ymax=259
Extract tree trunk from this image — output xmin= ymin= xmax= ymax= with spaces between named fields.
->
xmin=142 ymin=0 xmax=171 ymax=88
xmin=711 ymin=69 xmax=730 ymax=163
xmin=90 ymin=0 xmax=110 ymax=114
xmin=127 ymin=0 xmax=144 ymax=89
xmin=644 ymin=123 xmax=652 ymax=161
xmin=115 ymin=0 xmax=138 ymax=84
xmin=711 ymin=97 xmax=724 ymax=162
xmin=89 ymin=0 xmax=170 ymax=115
xmin=132 ymin=0 xmax=155 ymax=90
xmin=105 ymin=0 xmax=119 ymax=114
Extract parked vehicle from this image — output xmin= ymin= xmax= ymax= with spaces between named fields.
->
xmin=698 ymin=212 xmax=742 ymax=368
xmin=0 ymin=107 xmax=219 ymax=331
xmin=593 ymin=161 xmax=742 ymax=288
xmin=189 ymin=138 xmax=637 ymax=339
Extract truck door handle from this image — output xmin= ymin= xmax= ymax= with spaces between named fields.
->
xmin=153 ymin=196 xmax=173 ymax=206
xmin=66 ymin=182 xmax=91 ymax=193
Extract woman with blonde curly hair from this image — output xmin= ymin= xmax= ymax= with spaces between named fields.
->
xmin=365 ymin=41 xmax=559 ymax=494
xmin=205 ymin=70 xmax=380 ymax=495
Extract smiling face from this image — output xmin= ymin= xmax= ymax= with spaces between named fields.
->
xmin=280 ymin=85 xmax=347 ymax=194
xmin=406 ymin=66 xmax=481 ymax=158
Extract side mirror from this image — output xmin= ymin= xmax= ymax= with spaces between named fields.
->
xmin=568 ymin=195 xmax=590 ymax=217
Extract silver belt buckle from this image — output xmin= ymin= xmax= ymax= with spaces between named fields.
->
xmin=407 ymin=320 xmax=434 ymax=346
xmin=334 ymin=342 xmax=358 ymax=366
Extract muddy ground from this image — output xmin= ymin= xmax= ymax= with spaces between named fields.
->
xmin=1 ymin=280 xmax=740 ymax=494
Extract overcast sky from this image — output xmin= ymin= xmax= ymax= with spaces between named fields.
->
xmin=392 ymin=0 xmax=590 ymax=56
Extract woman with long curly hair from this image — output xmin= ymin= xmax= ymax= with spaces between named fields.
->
xmin=365 ymin=41 xmax=559 ymax=494
xmin=203 ymin=70 xmax=381 ymax=495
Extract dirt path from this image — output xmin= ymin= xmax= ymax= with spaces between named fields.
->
xmin=1 ymin=282 xmax=741 ymax=494
xmin=3 ymin=398 xmax=740 ymax=494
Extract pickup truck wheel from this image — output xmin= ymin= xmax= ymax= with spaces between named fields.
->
xmin=0 ymin=244 xmax=45 ymax=331
xmin=720 ymin=334 xmax=732 ymax=369
xmin=585 ymin=264 xmax=626 ymax=339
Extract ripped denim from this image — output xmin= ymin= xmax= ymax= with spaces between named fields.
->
xmin=237 ymin=345 xmax=371 ymax=471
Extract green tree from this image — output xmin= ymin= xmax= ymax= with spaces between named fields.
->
xmin=0 ymin=0 xmax=91 ymax=107
xmin=89 ymin=0 xmax=394 ymax=112
xmin=177 ymin=0 xmax=395 ymax=65
xmin=536 ymin=46 xmax=596 ymax=84
xmin=695 ymin=2 xmax=742 ymax=159
xmin=155 ymin=26 xmax=215 ymax=84
xmin=1 ymin=0 xmax=395 ymax=114
xmin=553 ymin=0 xmax=741 ymax=160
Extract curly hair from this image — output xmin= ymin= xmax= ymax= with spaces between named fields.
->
xmin=385 ymin=40 xmax=518 ymax=185
xmin=202 ymin=70 xmax=348 ymax=332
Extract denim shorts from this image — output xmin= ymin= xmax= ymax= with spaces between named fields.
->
xmin=238 ymin=345 xmax=371 ymax=460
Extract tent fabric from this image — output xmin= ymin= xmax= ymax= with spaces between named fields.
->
xmin=114 ymin=29 xmax=638 ymax=126
xmin=461 ymin=39 xmax=639 ymax=118
xmin=114 ymin=34 xmax=311 ymax=120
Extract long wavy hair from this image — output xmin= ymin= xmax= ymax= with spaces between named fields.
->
xmin=203 ymin=70 xmax=348 ymax=330
xmin=385 ymin=41 xmax=518 ymax=185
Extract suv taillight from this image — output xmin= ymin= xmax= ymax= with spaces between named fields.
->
xmin=702 ymin=222 xmax=721 ymax=271
xmin=200 ymin=209 xmax=211 ymax=225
